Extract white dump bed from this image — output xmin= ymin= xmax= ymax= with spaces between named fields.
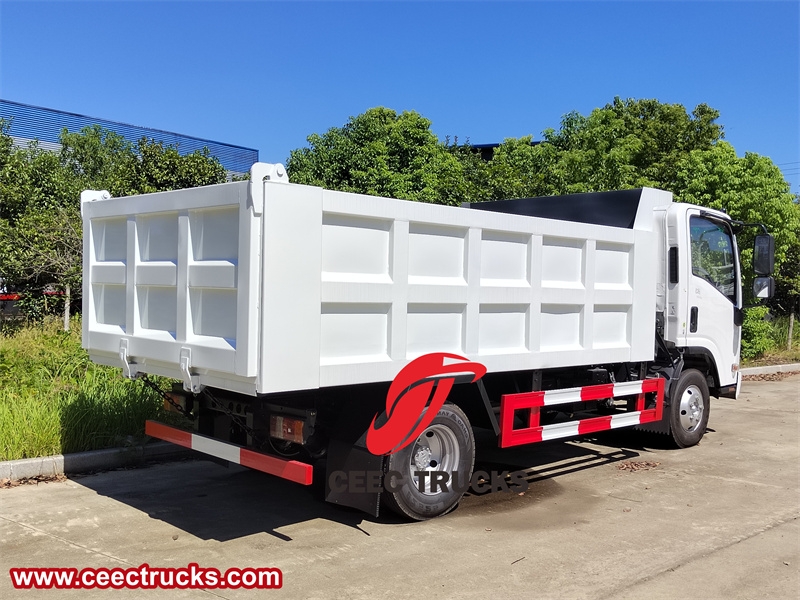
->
xmin=82 ymin=164 xmax=670 ymax=396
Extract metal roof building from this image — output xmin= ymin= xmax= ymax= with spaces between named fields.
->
xmin=0 ymin=99 xmax=258 ymax=175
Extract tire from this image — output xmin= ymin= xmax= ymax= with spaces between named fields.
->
xmin=669 ymin=369 xmax=710 ymax=448
xmin=382 ymin=403 xmax=474 ymax=521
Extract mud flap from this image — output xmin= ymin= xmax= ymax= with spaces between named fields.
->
xmin=324 ymin=438 xmax=385 ymax=517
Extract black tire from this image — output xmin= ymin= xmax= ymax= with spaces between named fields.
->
xmin=382 ymin=403 xmax=474 ymax=521
xmin=669 ymin=369 xmax=710 ymax=448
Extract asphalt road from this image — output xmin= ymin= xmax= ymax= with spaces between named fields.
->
xmin=1 ymin=375 xmax=798 ymax=599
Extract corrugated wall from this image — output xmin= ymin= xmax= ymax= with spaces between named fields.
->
xmin=0 ymin=99 xmax=258 ymax=175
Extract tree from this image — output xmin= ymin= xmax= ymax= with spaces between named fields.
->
xmin=59 ymin=126 xmax=227 ymax=197
xmin=674 ymin=142 xmax=799 ymax=284
xmin=486 ymin=98 xmax=724 ymax=199
xmin=287 ymin=107 xmax=475 ymax=206
xmin=484 ymin=137 xmax=561 ymax=199
xmin=0 ymin=207 xmax=82 ymax=330
xmin=0 ymin=123 xmax=228 ymax=328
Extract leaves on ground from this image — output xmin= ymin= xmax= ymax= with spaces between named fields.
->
xmin=617 ymin=461 xmax=661 ymax=472
xmin=0 ymin=474 xmax=66 ymax=488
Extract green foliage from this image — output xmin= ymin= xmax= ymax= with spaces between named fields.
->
xmin=0 ymin=122 xmax=227 ymax=324
xmin=287 ymin=107 xmax=475 ymax=206
xmin=770 ymin=212 xmax=800 ymax=313
xmin=484 ymin=98 xmax=724 ymax=199
xmin=675 ymin=142 xmax=799 ymax=283
xmin=768 ymin=314 xmax=800 ymax=350
xmin=1 ymin=207 xmax=82 ymax=290
xmin=0 ymin=318 xmax=175 ymax=460
xmin=59 ymin=125 xmax=227 ymax=198
xmin=741 ymin=307 xmax=775 ymax=359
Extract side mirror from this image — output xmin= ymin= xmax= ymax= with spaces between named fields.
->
xmin=753 ymin=276 xmax=775 ymax=299
xmin=753 ymin=234 xmax=774 ymax=275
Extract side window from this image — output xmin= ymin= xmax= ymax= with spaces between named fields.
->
xmin=689 ymin=216 xmax=737 ymax=304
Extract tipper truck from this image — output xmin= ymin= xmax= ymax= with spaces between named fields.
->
xmin=81 ymin=162 xmax=775 ymax=520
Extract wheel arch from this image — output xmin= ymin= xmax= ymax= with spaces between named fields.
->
xmin=682 ymin=346 xmax=721 ymax=397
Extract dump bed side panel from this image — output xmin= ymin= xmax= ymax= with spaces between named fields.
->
xmin=257 ymin=183 xmax=667 ymax=393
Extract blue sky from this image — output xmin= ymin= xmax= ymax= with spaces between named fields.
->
xmin=1 ymin=1 xmax=798 ymax=191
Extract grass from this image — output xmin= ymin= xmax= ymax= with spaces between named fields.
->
xmin=1 ymin=311 xmax=797 ymax=461
xmin=0 ymin=317 xmax=175 ymax=462
xmin=742 ymin=314 xmax=800 ymax=367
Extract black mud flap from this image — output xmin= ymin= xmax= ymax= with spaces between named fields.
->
xmin=324 ymin=438 xmax=385 ymax=517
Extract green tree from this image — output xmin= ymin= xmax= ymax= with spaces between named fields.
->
xmin=59 ymin=126 xmax=227 ymax=197
xmin=0 ymin=207 xmax=82 ymax=330
xmin=59 ymin=125 xmax=135 ymax=196
xmin=674 ymin=142 xmax=799 ymax=281
xmin=287 ymin=107 xmax=475 ymax=206
xmin=0 ymin=123 xmax=228 ymax=328
xmin=486 ymin=98 xmax=724 ymax=199
xmin=484 ymin=137 xmax=560 ymax=199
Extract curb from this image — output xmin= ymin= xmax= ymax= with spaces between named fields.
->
xmin=0 ymin=442 xmax=194 ymax=481
xmin=740 ymin=363 xmax=800 ymax=376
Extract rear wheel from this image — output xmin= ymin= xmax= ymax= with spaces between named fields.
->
xmin=669 ymin=369 xmax=710 ymax=448
xmin=382 ymin=404 xmax=474 ymax=520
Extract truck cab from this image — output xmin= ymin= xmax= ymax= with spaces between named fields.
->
xmin=663 ymin=204 xmax=743 ymax=398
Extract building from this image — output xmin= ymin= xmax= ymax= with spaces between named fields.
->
xmin=0 ymin=99 xmax=258 ymax=176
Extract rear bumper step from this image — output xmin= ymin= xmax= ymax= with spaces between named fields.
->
xmin=145 ymin=420 xmax=313 ymax=485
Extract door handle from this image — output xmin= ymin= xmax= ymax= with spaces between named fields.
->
xmin=690 ymin=307 xmax=698 ymax=333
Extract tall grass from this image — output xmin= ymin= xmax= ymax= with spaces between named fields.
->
xmin=0 ymin=318 xmax=172 ymax=461
xmin=769 ymin=314 xmax=800 ymax=350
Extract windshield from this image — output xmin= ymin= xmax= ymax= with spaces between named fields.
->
xmin=690 ymin=216 xmax=737 ymax=304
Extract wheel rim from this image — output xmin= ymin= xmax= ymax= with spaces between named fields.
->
xmin=409 ymin=423 xmax=460 ymax=496
xmin=678 ymin=384 xmax=705 ymax=432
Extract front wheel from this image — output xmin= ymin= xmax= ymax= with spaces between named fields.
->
xmin=382 ymin=404 xmax=474 ymax=520
xmin=669 ymin=369 xmax=710 ymax=448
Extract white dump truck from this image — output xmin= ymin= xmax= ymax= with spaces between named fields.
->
xmin=81 ymin=162 xmax=775 ymax=520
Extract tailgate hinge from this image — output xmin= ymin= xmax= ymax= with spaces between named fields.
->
xmin=119 ymin=339 xmax=139 ymax=380
xmin=248 ymin=162 xmax=288 ymax=216
xmin=180 ymin=348 xmax=204 ymax=394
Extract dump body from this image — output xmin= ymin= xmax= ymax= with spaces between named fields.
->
xmin=82 ymin=164 xmax=671 ymax=396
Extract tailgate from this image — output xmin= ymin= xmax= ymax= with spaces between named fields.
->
xmin=81 ymin=170 xmax=272 ymax=395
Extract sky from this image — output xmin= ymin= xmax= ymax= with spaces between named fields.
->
xmin=1 ymin=0 xmax=798 ymax=192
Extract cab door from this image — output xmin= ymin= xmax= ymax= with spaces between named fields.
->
xmin=685 ymin=212 xmax=741 ymax=389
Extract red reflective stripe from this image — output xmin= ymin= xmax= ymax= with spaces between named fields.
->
xmin=0 ymin=293 xmax=21 ymax=301
xmin=639 ymin=409 xmax=658 ymax=423
xmin=240 ymin=449 xmax=313 ymax=485
xmin=580 ymin=383 xmax=615 ymax=401
xmin=145 ymin=420 xmax=192 ymax=448
xmin=145 ymin=420 xmax=313 ymax=485
xmin=577 ymin=415 xmax=613 ymax=435
xmin=500 ymin=424 xmax=543 ymax=447
xmin=499 ymin=392 xmax=545 ymax=448
xmin=645 ymin=377 xmax=665 ymax=421
xmin=506 ymin=390 xmax=547 ymax=408
xmin=641 ymin=379 xmax=661 ymax=393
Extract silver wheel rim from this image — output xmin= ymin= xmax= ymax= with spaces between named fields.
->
xmin=409 ymin=424 xmax=460 ymax=496
xmin=678 ymin=384 xmax=705 ymax=432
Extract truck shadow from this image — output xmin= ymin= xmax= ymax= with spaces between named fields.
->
xmin=471 ymin=428 xmax=641 ymax=496
xmin=71 ymin=432 xmax=643 ymax=543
